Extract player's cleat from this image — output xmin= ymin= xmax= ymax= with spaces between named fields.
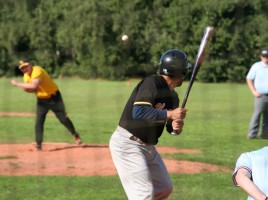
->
xmin=73 ymin=135 xmax=82 ymax=145
xmin=36 ymin=144 xmax=42 ymax=151
xmin=247 ymin=134 xmax=257 ymax=139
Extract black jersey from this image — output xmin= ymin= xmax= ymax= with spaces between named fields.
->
xmin=119 ymin=75 xmax=179 ymax=145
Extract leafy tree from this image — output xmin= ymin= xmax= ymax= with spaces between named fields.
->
xmin=0 ymin=0 xmax=267 ymax=81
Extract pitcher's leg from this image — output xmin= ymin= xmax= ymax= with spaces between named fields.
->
xmin=54 ymin=111 xmax=77 ymax=134
xmin=50 ymin=92 xmax=81 ymax=144
xmin=35 ymin=101 xmax=49 ymax=149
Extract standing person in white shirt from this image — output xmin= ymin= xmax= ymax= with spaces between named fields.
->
xmin=246 ymin=48 xmax=268 ymax=139
xmin=232 ymin=147 xmax=268 ymax=200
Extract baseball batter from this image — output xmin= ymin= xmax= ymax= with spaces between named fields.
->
xmin=110 ymin=49 xmax=191 ymax=199
xmin=11 ymin=58 xmax=82 ymax=150
xmin=232 ymin=147 xmax=268 ymax=200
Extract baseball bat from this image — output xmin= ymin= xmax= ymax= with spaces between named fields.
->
xmin=171 ymin=26 xmax=215 ymax=136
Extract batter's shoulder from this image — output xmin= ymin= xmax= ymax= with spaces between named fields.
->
xmin=144 ymin=75 xmax=164 ymax=82
xmin=144 ymin=75 xmax=170 ymax=91
xmin=143 ymin=75 xmax=165 ymax=85
xmin=141 ymin=75 xmax=158 ymax=84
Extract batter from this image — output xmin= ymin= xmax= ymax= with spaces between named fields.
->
xmin=110 ymin=49 xmax=191 ymax=200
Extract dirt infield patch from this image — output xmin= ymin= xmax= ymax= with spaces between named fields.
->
xmin=0 ymin=143 xmax=231 ymax=176
xmin=0 ymin=112 xmax=54 ymax=117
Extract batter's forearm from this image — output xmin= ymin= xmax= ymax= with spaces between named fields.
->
xmin=167 ymin=108 xmax=187 ymax=120
xmin=132 ymin=105 xmax=166 ymax=120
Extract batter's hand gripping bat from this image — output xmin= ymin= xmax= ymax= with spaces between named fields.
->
xmin=171 ymin=26 xmax=215 ymax=135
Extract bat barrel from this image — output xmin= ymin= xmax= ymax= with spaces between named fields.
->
xmin=181 ymin=26 xmax=214 ymax=108
xmin=171 ymin=26 xmax=215 ymax=136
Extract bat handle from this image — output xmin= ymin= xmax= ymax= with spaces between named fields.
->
xmin=170 ymin=130 xmax=182 ymax=136
xmin=170 ymin=103 xmax=186 ymax=136
xmin=170 ymin=117 xmax=184 ymax=136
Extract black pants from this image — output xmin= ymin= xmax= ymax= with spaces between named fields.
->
xmin=35 ymin=91 xmax=78 ymax=145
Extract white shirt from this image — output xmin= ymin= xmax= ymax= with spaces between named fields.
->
xmin=246 ymin=61 xmax=268 ymax=94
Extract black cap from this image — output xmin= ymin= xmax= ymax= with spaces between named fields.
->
xmin=261 ymin=48 xmax=268 ymax=56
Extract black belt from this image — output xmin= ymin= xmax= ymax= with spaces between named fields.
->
xmin=130 ymin=135 xmax=150 ymax=146
xmin=50 ymin=90 xmax=59 ymax=98
xmin=38 ymin=90 xmax=59 ymax=100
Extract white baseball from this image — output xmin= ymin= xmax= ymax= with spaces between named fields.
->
xmin=121 ymin=35 xmax=128 ymax=41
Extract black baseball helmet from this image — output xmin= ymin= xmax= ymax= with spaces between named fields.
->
xmin=159 ymin=49 xmax=191 ymax=77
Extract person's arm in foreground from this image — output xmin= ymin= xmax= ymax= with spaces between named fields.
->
xmin=235 ymin=168 xmax=267 ymax=200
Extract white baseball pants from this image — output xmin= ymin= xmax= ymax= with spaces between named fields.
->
xmin=109 ymin=126 xmax=173 ymax=200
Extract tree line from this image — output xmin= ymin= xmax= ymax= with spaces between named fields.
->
xmin=0 ymin=0 xmax=267 ymax=82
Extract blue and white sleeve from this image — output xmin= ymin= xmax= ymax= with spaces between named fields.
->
xmin=132 ymin=105 xmax=167 ymax=120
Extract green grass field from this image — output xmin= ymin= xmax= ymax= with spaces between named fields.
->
xmin=0 ymin=78 xmax=267 ymax=200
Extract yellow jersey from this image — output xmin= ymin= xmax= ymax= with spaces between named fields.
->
xmin=23 ymin=66 xmax=59 ymax=99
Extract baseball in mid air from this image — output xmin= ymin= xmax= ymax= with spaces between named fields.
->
xmin=121 ymin=35 xmax=129 ymax=41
